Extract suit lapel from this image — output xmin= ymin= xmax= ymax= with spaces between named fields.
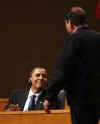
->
xmin=21 ymin=90 xmax=29 ymax=110
xmin=35 ymin=91 xmax=46 ymax=109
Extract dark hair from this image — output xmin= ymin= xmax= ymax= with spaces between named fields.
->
xmin=65 ymin=7 xmax=88 ymax=26
xmin=29 ymin=66 xmax=47 ymax=77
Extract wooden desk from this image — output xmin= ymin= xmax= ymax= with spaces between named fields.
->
xmin=0 ymin=108 xmax=71 ymax=124
xmin=0 ymin=98 xmax=100 ymax=124
xmin=0 ymin=98 xmax=71 ymax=124
xmin=0 ymin=98 xmax=8 ymax=110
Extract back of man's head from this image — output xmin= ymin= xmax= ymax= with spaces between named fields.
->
xmin=65 ymin=7 xmax=88 ymax=26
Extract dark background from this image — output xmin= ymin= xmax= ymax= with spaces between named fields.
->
xmin=0 ymin=0 xmax=98 ymax=97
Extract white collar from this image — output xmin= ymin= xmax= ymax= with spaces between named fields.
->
xmin=28 ymin=88 xmax=42 ymax=98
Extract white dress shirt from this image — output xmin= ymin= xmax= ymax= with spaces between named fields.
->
xmin=23 ymin=89 xmax=41 ymax=111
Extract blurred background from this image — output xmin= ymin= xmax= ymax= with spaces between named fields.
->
xmin=0 ymin=0 xmax=98 ymax=97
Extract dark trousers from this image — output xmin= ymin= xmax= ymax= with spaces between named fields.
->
xmin=70 ymin=104 xmax=100 ymax=124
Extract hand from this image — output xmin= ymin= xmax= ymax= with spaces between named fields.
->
xmin=43 ymin=100 xmax=50 ymax=113
xmin=7 ymin=104 xmax=21 ymax=111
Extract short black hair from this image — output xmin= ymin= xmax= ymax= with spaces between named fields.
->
xmin=65 ymin=7 xmax=88 ymax=26
xmin=29 ymin=66 xmax=47 ymax=77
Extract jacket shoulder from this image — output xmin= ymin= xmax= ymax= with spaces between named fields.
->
xmin=10 ymin=89 xmax=26 ymax=95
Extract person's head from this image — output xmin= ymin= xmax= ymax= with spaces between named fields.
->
xmin=64 ymin=6 xmax=88 ymax=34
xmin=28 ymin=66 xmax=48 ymax=92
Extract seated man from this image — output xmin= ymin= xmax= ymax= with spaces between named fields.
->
xmin=5 ymin=66 xmax=66 ymax=111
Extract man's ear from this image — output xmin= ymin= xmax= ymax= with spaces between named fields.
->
xmin=70 ymin=23 xmax=74 ymax=30
xmin=29 ymin=77 xmax=32 ymax=82
xmin=26 ymin=77 xmax=32 ymax=90
xmin=71 ymin=23 xmax=76 ymax=33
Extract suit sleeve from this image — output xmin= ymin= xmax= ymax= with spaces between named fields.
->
xmin=4 ymin=90 xmax=17 ymax=110
xmin=46 ymin=35 xmax=80 ymax=101
xmin=57 ymin=90 xmax=66 ymax=109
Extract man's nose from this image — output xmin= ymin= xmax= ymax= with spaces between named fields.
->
xmin=39 ymin=75 xmax=43 ymax=79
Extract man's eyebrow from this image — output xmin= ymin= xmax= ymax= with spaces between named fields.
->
xmin=35 ymin=73 xmax=46 ymax=74
xmin=35 ymin=73 xmax=40 ymax=75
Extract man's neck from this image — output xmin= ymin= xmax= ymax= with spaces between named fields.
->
xmin=72 ymin=24 xmax=88 ymax=33
xmin=31 ymin=87 xmax=43 ymax=94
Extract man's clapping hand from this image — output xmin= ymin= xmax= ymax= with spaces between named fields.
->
xmin=7 ymin=104 xmax=21 ymax=111
xmin=43 ymin=100 xmax=51 ymax=113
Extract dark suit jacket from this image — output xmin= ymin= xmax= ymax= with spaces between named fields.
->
xmin=5 ymin=89 xmax=66 ymax=110
xmin=46 ymin=27 xmax=100 ymax=105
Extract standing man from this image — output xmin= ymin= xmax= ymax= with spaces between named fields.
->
xmin=43 ymin=6 xmax=100 ymax=124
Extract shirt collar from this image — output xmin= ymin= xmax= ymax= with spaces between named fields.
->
xmin=28 ymin=88 xmax=42 ymax=98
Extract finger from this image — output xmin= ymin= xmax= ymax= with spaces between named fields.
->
xmin=16 ymin=104 xmax=19 ymax=107
xmin=44 ymin=105 xmax=50 ymax=113
xmin=16 ymin=104 xmax=21 ymax=111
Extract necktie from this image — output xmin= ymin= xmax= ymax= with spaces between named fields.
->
xmin=28 ymin=95 xmax=36 ymax=110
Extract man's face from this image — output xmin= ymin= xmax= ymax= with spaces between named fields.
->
xmin=30 ymin=68 xmax=47 ymax=89
xmin=65 ymin=20 xmax=73 ymax=34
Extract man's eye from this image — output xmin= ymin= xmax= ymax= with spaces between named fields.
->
xmin=35 ymin=74 xmax=40 ymax=77
xmin=42 ymin=74 xmax=47 ymax=78
xmin=35 ymin=74 xmax=47 ymax=78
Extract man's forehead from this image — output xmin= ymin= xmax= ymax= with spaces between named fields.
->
xmin=33 ymin=68 xmax=47 ymax=74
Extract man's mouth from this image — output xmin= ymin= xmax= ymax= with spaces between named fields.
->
xmin=37 ymin=80 xmax=43 ymax=83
